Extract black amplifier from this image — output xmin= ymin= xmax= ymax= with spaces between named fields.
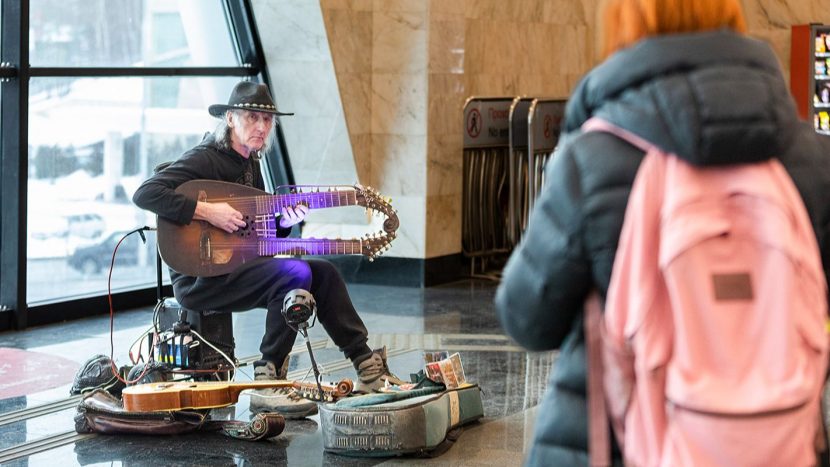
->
xmin=156 ymin=297 xmax=236 ymax=371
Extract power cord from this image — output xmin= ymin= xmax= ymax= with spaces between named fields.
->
xmin=107 ymin=226 xmax=157 ymax=385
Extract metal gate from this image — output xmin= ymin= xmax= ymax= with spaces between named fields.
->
xmin=524 ymin=98 xmax=566 ymax=231
xmin=462 ymin=97 xmax=513 ymax=277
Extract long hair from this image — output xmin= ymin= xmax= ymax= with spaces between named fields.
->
xmin=212 ymin=109 xmax=276 ymax=159
xmin=600 ymin=0 xmax=747 ymax=58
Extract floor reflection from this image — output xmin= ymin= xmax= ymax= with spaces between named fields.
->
xmin=0 ymin=279 xmax=553 ymax=466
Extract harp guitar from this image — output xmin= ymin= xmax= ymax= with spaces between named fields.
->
xmin=156 ymin=180 xmax=399 ymax=277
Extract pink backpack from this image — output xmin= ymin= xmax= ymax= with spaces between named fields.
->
xmin=582 ymin=118 xmax=829 ymax=467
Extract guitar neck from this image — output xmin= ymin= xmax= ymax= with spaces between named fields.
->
xmin=258 ymin=238 xmax=363 ymax=256
xmin=228 ymin=381 xmax=295 ymax=401
xmin=260 ymin=190 xmax=358 ymax=213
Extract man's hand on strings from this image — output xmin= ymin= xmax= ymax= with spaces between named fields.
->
xmin=194 ymin=201 xmax=246 ymax=233
xmin=279 ymin=204 xmax=309 ymax=228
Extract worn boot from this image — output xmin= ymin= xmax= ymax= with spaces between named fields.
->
xmin=248 ymin=357 xmax=318 ymax=419
xmin=354 ymin=346 xmax=407 ymax=393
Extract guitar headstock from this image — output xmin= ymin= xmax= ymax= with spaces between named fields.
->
xmin=354 ymin=184 xmax=399 ymax=235
xmin=360 ymin=231 xmax=396 ymax=261
xmin=293 ymin=378 xmax=354 ymax=402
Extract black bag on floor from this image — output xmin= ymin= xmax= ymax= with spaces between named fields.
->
xmin=70 ymin=354 xmax=129 ymax=397
xmin=74 ymin=389 xmax=285 ymax=441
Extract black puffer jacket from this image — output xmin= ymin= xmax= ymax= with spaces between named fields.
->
xmin=495 ymin=30 xmax=830 ymax=466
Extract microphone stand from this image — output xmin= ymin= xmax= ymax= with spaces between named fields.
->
xmin=296 ymin=322 xmax=324 ymax=397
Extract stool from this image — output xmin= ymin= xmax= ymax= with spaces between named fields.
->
xmin=156 ymin=298 xmax=236 ymax=371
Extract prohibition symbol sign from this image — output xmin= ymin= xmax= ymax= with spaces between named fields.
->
xmin=467 ymin=108 xmax=481 ymax=138
xmin=543 ymin=114 xmax=553 ymax=139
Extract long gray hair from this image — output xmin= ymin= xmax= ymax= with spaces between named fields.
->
xmin=212 ymin=109 xmax=277 ymax=159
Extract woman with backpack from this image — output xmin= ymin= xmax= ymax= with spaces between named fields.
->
xmin=496 ymin=0 xmax=830 ymax=465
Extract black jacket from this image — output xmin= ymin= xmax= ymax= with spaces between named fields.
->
xmin=133 ymin=134 xmax=266 ymax=225
xmin=496 ymin=30 xmax=830 ymax=466
xmin=132 ymin=134 xmax=290 ymax=286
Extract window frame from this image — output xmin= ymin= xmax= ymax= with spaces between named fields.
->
xmin=0 ymin=0 xmax=294 ymax=330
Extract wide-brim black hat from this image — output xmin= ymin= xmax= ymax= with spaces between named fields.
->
xmin=208 ymin=81 xmax=294 ymax=117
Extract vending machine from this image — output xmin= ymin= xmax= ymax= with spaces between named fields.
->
xmin=791 ymin=23 xmax=830 ymax=136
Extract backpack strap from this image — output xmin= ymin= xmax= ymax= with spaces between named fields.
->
xmin=584 ymin=292 xmax=611 ymax=467
xmin=580 ymin=117 xmax=658 ymax=467
xmin=581 ymin=117 xmax=661 ymax=154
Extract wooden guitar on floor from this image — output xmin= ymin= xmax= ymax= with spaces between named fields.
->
xmin=122 ymin=379 xmax=354 ymax=412
xmin=157 ymin=180 xmax=399 ymax=277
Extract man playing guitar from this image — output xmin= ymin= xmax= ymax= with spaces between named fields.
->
xmin=132 ymin=81 xmax=404 ymax=419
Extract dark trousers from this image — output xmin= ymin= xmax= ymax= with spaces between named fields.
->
xmin=171 ymin=257 xmax=371 ymax=365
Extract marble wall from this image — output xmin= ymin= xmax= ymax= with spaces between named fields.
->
xmin=256 ymin=0 xmax=830 ymax=261
xmin=424 ymin=0 xmax=597 ymax=258
xmin=319 ymin=0 xmax=430 ymax=259
xmin=743 ymin=1 xmax=830 ymax=78
xmin=251 ymin=0 xmax=382 ymax=249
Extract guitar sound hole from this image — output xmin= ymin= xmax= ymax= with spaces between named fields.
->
xmin=238 ymin=216 xmax=252 ymax=237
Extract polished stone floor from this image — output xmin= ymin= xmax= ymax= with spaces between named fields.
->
xmin=0 ymin=279 xmax=555 ymax=466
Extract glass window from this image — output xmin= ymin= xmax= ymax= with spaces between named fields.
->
xmin=29 ymin=0 xmax=238 ymax=67
xmin=26 ymin=77 xmax=240 ymax=303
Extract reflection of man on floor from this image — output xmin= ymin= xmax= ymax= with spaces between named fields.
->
xmin=132 ymin=81 xmax=404 ymax=418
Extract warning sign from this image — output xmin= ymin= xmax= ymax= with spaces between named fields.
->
xmin=466 ymin=108 xmax=481 ymax=138
xmin=463 ymin=98 xmax=512 ymax=148
xmin=530 ymin=100 xmax=566 ymax=153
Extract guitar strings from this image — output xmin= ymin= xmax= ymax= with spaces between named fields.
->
xmin=202 ymin=191 xmax=358 ymax=207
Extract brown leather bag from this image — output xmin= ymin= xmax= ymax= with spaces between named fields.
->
xmin=74 ymin=389 xmax=285 ymax=441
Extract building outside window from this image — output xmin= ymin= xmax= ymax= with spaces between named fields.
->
xmin=24 ymin=0 xmax=262 ymax=304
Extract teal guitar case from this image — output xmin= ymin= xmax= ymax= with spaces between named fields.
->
xmin=319 ymin=384 xmax=484 ymax=457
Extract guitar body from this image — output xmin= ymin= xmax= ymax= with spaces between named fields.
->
xmin=122 ymin=379 xmax=354 ymax=412
xmin=157 ymin=180 xmax=272 ymax=277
